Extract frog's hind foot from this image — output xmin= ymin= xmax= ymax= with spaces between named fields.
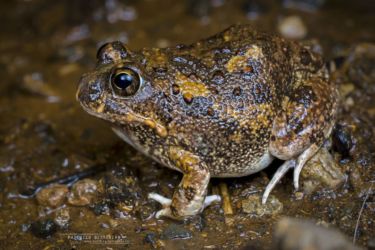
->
xmin=262 ymin=160 xmax=295 ymax=204
xmin=148 ymin=192 xmax=172 ymax=206
xmin=263 ymin=144 xmax=321 ymax=204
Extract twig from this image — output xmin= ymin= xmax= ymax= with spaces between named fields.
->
xmin=219 ymin=182 xmax=233 ymax=215
xmin=353 ymin=181 xmax=373 ymax=244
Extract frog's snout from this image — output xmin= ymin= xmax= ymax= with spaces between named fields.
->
xmin=76 ymin=74 xmax=86 ymax=102
xmin=76 ymin=73 xmax=105 ymax=112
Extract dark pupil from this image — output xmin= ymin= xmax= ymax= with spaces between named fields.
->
xmin=114 ymin=73 xmax=133 ymax=89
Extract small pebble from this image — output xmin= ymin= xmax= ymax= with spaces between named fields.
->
xmin=241 ymin=194 xmax=283 ymax=216
xmin=301 ymin=147 xmax=346 ymax=194
xmin=36 ymin=184 xmax=68 ymax=208
xmin=278 ymin=16 xmax=307 ymax=39
xmin=54 ymin=208 xmax=70 ymax=228
xmin=68 ymin=179 xmax=99 ymax=206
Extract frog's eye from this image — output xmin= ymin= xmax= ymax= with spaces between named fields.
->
xmin=110 ymin=67 xmax=141 ymax=97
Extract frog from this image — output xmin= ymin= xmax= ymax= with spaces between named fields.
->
xmin=76 ymin=24 xmax=338 ymax=219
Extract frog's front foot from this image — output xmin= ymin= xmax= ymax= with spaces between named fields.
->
xmin=148 ymin=193 xmax=221 ymax=219
xmin=147 ymin=147 xmax=221 ymax=219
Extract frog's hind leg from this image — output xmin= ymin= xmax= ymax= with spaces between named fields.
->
xmin=264 ymin=77 xmax=338 ymax=203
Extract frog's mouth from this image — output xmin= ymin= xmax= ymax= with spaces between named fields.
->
xmin=78 ymin=94 xmax=168 ymax=138
xmin=106 ymin=111 xmax=168 ymax=138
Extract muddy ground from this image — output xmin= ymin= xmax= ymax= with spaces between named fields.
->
xmin=0 ymin=0 xmax=374 ymax=249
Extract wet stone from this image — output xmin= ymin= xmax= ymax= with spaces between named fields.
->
xmin=67 ymin=179 xmax=100 ymax=206
xmin=30 ymin=219 xmax=58 ymax=239
xmin=301 ymin=147 xmax=346 ymax=194
xmin=241 ymin=194 xmax=283 ymax=216
xmin=36 ymin=184 xmax=68 ymax=208
xmin=161 ymin=224 xmax=193 ymax=240
xmin=54 ymin=208 xmax=70 ymax=229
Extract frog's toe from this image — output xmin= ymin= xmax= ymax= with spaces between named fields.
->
xmin=148 ymin=193 xmax=176 ymax=219
xmin=293 ymin=163 xmax=303 ymax=190
xmin=292 ymin=144 xmax=320 ymax=190
xmin=203 ymin=195 xmax=221 ymax=208
xmin=148 ymin=192 xmax=172 ymax=206
xmin=262 ymin=160 xmax=295 ymax=204
xmin=155 ymin=207 xmax=173 ymax=219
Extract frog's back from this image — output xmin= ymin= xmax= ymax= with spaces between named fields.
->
xmin=130 ymin=24 xmax=331 ymax=177
xmin=162 ymin=25 xmax=294 ymax=110
xmin=144 ymin=25 xmax=294 ymax=177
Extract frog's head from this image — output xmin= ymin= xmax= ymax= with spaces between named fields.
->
xmin=76 ymin=41 xmax=168 ymax=137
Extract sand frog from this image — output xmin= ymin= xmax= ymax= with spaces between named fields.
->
xmin=77 ymin=25 xmax=338 ymax=219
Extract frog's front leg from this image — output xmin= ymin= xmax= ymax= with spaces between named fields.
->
xmin=148 ymin=146 xmax=221 ymax=219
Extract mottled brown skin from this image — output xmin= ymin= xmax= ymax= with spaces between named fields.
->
xmin=77 ymin=25 xmax=338 ymax=219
